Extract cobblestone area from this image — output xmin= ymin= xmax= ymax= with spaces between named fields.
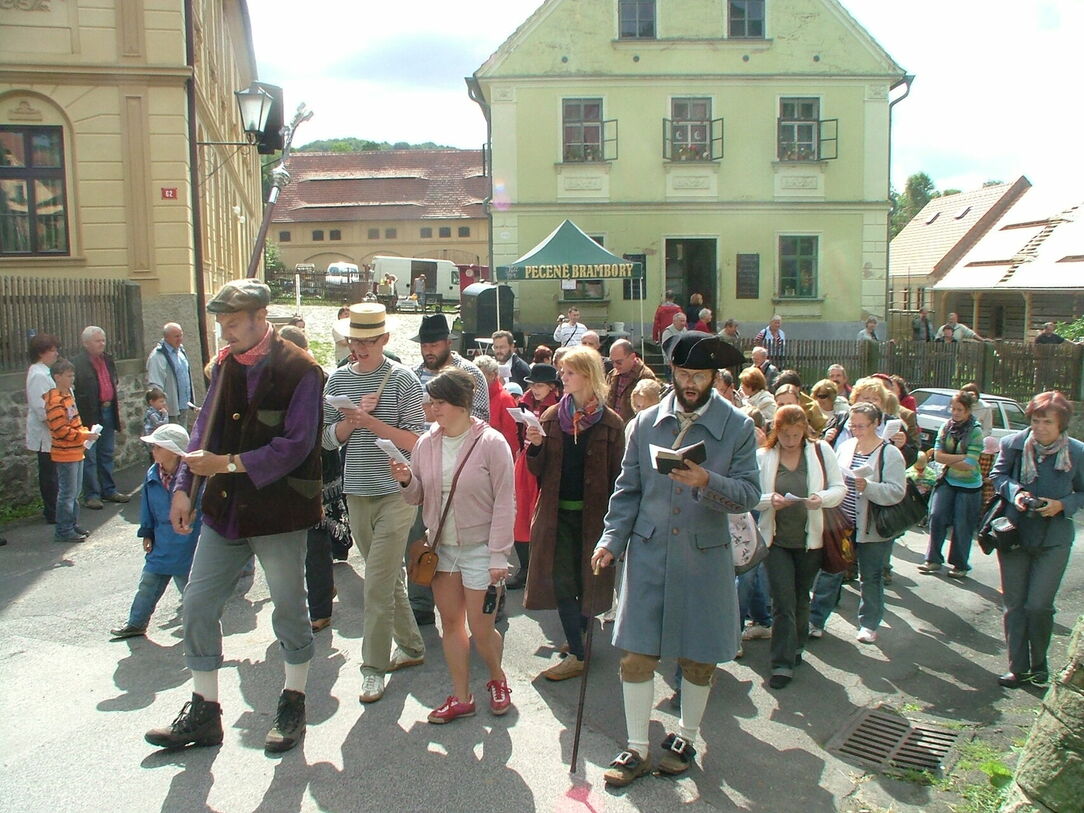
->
xmin=271 ymin=304 xmax=427 ymax=370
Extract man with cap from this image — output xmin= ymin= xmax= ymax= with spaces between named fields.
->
xmin=146 ymin=279 xmax=322 ymax=754
xmin=324 ymin=303 xmax=428 ymax=702
xmin=591 ymin=331 xmax=760 ymax=787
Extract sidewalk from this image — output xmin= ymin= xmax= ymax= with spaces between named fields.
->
xmin=0 ymin=483 xmax=1079 ymax=812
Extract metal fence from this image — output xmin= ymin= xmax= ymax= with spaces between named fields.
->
xmin=0 ymin=276 xmax=143 ymax=371
xmin=266 ymin=268 xmax=373 ymax=304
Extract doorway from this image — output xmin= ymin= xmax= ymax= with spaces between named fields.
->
xmin=665 ymin=238 xmax=717 ymax=314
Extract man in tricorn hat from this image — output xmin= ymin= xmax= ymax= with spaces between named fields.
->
xmin=146 ymin=279 xmax=323 ymax=754
xmin=592 ymin=331 xmax=760 ymax=786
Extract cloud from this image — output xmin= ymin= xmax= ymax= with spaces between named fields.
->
xmin=326 ymin=34 xmax=486 ymax=90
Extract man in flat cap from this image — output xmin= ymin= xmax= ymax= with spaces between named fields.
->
xmin=592 ymin=331 xmax=760 ymax=787
xmin=145 ymin=278 xmax=322 ymax=755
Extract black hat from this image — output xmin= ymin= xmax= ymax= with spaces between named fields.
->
xmin=665 ymin=331 xmax=745 ymax=370
xmin=525 ymin=363 xmax=559 ymax=385
xmin=411 ymin=313 xmax=450 ymax=343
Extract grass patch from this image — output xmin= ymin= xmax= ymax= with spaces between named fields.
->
xmin=944 ymin=738 xmax=1016 ymax=813
xmin=308 ymin=338 xmax=334 ymax=369
xmin=0 ymin=498 xmax=44 ymax=525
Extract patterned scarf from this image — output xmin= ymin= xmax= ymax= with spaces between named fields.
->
xmin=557 ymin=392 xmax=603 ymax=444
xmin=1021 ymin=429 xmax=1072 ymax=485
xmin=158 ymin=463 xmax=176 ymax=493
xmin=215 ymin=323 xmax=273 ymax=366
xmin=945 ymin=414 xmax=977 ymax=448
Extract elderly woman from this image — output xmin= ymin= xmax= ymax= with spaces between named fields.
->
xmin=392 ymin=369 xmax=515 ymax=721
xmin=26 ymin=334 xmax=61 ymax=524
xmin=740 ymin=366 xmax=776 ymax=423
xmin=524 ymin=346 xmax=624 ymax=681
xmin=991 ymin=391 xmax=1084 ymax=689
xmin=473 ymin=354 xmax=520 ymax=456
xmin=811 ymin=379 xmax=848 ymax=422
xmin=756 ymin=405 xmax=845 ymax=688
xmin=920 ymin=391 xmax=985 ymax=578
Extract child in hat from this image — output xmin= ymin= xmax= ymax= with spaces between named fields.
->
xmin=110 ymin=423 xmax=202 ymax=639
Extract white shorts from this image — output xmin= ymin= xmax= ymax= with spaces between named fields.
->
xmin=436 ymin=542 xmax=494 ymax=591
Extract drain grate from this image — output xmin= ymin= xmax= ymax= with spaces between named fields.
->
xmin=827 ymin=706 xmax=964 ymax=774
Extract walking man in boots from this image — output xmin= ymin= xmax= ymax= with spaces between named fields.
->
xmin=591 ymin=331 xmax=760 ymax=786
xmin=145 ymin=279 xmax=322 ymax=754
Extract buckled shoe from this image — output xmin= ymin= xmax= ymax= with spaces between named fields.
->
xmin=657 ymin=733 xmax=697 ymax=775
xmin=603 ymin=749 xmax=651 ymax=787
xmin=145 ymin=693 xmax=223 ymax=749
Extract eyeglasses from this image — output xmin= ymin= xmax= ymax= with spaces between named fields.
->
xmin=348 ymin=337 xmax=382 ymax=348
xmin=673 ymin=368 xmax=713 ymax=385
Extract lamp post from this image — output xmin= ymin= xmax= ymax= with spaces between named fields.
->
xmin=196 ymin=82 xmax=276 ymax=147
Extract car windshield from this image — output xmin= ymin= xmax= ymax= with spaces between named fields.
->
xmin=913 ymin=391 xmax=952 ymax=418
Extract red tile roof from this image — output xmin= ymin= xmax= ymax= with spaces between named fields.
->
xmin=272 ymin=149 xmax=487 ymax=224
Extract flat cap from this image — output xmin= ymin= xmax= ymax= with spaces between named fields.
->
xmin=206 ymin=279 xmax=271 ymax=314
xmin=665 ymin=331 xmax=746 ymax=370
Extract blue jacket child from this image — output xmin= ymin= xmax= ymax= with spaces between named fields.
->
xmin=110 ymin=423 xmax=201 ymax=639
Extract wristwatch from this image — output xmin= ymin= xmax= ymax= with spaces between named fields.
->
xmin=226 ymin=454 xmax=238 ymax=473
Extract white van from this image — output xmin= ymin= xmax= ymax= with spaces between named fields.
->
xmin=371 ymin=256 xmax=460 ymax=303
xmin=325 ymin=262 xmax=360 ymax=286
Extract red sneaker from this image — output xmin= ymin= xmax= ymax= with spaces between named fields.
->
xmin=486 ymin=679 xmax=512 ymax=715
xmin=427 ymin=695 xmax=476 ymax=724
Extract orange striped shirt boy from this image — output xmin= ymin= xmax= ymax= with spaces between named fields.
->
xmin=45 ymin=388 xmax=92 ymax=463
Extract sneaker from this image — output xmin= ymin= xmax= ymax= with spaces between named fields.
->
xmin=145 ymin=693 xmax=223 ymax=749
xmin=1026 ymin=668 xmax=1050 ymax=689
xmin=542 ymin=654 xmax=584 ymax=681
xmin=856 ymin=627 xmax=878 ymax=644
xmin=75 ymin=526 xmax=90 ymax=536
xmin=947 ymin=568 xmax=969 ymax=580
xmin=657 ymin=733 xmax=697 ymax=775
xmin=486 ymin=679 xmax=512 ymax=715
xmin=359 ymin=673 xmax=385 ymax=704
xmin=808 ymin=624 xmax=824 ymax=639
xmin=103 ymin=492 xmax=130 ymax=503
xmin=603 ymin=749 xmax=651 ymax=787
xmin=265 ymin=689 xmax=306 ymax=753
xmin=427 ymin=695 xmax=476 ymax=724
xmin=741 ymin=624 xmax=771 ymax=641
xmin=110 ymin=624 xmax=147 ymax=639
xmin=84 ymin=498 xmax=104 ymax=510
xmin=54 ymin=530 xmax=89 ymax=543
xmin=917 ymin=562 xmax=942 ymax=574
xmin=388 ymin=648 xmax=424 ymax=672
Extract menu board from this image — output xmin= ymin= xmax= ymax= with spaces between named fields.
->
xmin=736 ymin=253 xmax=759 ymax=300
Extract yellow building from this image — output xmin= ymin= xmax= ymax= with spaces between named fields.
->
xmin=469 ymin=0 xmax=907 ymax=339
xmin=0 ymin=0 xmax=263 ymax=362
xmin=271 ymin=150 xmax=489 ymax=273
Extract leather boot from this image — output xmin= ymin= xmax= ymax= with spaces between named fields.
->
xmin=145 ymin=693 xmax=223 ymax=749
xmin=265 ymin=689 xmax=306 ymax=753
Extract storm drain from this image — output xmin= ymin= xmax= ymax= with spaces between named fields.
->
xmin=827 ymin=706 xmax=964 ymax=774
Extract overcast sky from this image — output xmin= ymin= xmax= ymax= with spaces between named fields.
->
xmin=249 ymin=0 xmax=1080 ymax=202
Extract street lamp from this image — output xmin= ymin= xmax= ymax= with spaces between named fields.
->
xmin=234 ymin=84 xmax=274 ymax=142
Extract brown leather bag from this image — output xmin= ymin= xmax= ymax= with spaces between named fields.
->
xmin=813 ymin=443 xmax=856 ymax=574
xmin=406 ymin=434 xmax=483 ymax=586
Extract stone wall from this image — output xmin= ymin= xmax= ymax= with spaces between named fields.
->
xmin=0 ymin=359 xmax=149 ymax=508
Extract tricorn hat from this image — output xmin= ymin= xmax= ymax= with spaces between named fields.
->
xmin=665 ymin=331 xmax=745 ymax=370
xmin=336 ymin=303 xmax=388 ymax=341
xmin=525 ymin=363 xmax=559 ymax=385
xmin=412 ymin=313 xmax=451 ymax=343
xmin=206 ymin=279 xmax=270 ymax=314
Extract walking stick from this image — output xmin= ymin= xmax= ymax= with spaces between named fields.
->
xmin=569 ymin=561 xmax=602 ymax=774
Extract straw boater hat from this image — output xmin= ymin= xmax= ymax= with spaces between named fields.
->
xmin=336 ymin=303 xmax=388 ymax=340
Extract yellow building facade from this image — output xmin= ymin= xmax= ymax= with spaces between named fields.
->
xmin=0 ymin=0 xmax=263 ymax=361
xmin=471 ymin=0 xmax=906 ymax=338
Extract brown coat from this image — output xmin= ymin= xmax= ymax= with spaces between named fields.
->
xmin=605 ymin=360 xmax=657 ymax=423
xmin=524 ymin=405 xmax=624 ymax=614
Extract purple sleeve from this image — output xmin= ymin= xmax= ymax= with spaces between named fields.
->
xmin=174 ymin=361 xmax=221 ymax=495
xmin=238 ymin=368 xmax=322 ymax=489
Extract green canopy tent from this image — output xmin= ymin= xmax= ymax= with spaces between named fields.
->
xmin=495 ymin=219 xmax=646 ymax=355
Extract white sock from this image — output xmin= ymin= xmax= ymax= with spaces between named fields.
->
xmin=284 ymin=661 xmax=310 ymax=694
xmin=678 ymin=680 xmax=711 ymax=742
xmin=622 ymin=679 xmax=654 ymax=757
xmin=192 ymin=670 xmax=218 ymax=703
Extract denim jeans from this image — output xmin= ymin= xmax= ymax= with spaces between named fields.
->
xmin=128 ymin=569 xmax=188 ymax=628
xmin=737 ymin=562 xmax=772 ymax=627
xmin=926 ymin=484 xmax=983 ymax=570
xmin=82 ymin=404 xmax=117 ymax=500
xmin=54 ymin=459 xmax=83 ymax=539
xmin=855 ymin=540 xmax=893 ymax=630
xmin=809 ymin=568 xmax=843 ymax=630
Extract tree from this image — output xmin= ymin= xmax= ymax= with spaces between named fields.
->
xmin=264 ymin=240 xmax=285 ymax=275
xmin=890 ymin=172 xmax=964 ymax=239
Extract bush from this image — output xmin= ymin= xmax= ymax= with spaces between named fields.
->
xmin=1055 ymin=316 xmax=1084 ymax=341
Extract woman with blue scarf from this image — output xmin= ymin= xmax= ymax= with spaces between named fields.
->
xmin=990 ymin=390 xmax=1084 ymax=688
xmin=523 ymin=346 xmax=625 ymax=682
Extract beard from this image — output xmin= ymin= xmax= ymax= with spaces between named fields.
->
xmin=674 ymin=377 xmax=714 ymax=411
xmin=422 ymin=347 xmax=452 ymax=371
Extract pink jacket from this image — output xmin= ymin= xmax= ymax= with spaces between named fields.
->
xmin=400 ymin=417 xmax=515 ymax=570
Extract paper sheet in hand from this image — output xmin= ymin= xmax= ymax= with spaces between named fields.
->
xmin=498 ymin=363 xmax=512 ymax=380
xmin=325 ymin=394 xmax=357 ymax=410
xmin=375 ymin=438 xmax=409 ymax=465
xmin=506 ymin=407 xmax=546 ymax=436
xmin=842 ymin=463 xmax=874 ymax=479
xmin=84 ymin=423 xmax=104 ymax=449
xmin=650 ymin=441 xmax=707 ymax=474
xmin=882 ymin=419 xmax=903 ymax=438
xmin=783 ymin=493 xmax=807 ymax=502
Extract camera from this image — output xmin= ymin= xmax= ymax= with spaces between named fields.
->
xmin=483 ymin=584 xmax=500 ymax=614
xmin=1020 ymin=495 xmax=1047 ymax=516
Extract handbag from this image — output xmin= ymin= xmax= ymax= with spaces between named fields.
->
xmin=867 ymin=443 xmax=927 ymax=539
xmin=976 ymin=449 xmax=1023 ymax=555
xmin=813 ymin=443 xmax=855 ymax=574
xmin=730 ymin=512 xmax=768 ymax=575
xmin=407 ymin=434 xmax=482 ymax=586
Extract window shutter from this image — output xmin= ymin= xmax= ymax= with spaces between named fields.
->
xmin=818 ymin=118 xmax=838 ymax=160
xmin=662 ymin=118 xmax=673 ymax=160
xmin=711 ymin=118 xmax=724 ymax=160
xmin=603 ymin=119 xmax=619 ymax=161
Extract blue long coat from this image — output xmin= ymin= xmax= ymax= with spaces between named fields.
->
xmin=597 ymin=392 xmax=760 ymax=664
xmin=138 ymin=463 xmax=201 ymax=576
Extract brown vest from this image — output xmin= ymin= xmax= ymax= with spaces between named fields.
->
xmin=200 ymin=332 xmax=322 ymax=537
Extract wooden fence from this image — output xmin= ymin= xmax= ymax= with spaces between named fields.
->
xmin=0 ymin=276 xmax=143 ymax=371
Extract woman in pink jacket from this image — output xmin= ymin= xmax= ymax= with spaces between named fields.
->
xmin=391 ymin=368 xmax=516 ymax=723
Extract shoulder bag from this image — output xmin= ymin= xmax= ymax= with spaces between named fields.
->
xmin=976 ymin=448 xmax=1023 ymax=555
xmin=813 ymin=442 xmax=855 ymax=574
xmin=868 ymin=442 xmax=927 ymax=539
xmin=407 ymin=435 xmax=483 ymax=586
xmin=730 ymin=511 xmax=768 ymax=575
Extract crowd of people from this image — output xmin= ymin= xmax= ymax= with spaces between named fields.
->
xmin=17 ymin=281 xmax=1081 ymax=784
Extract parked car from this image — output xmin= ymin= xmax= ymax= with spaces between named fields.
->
xmin=911 ymin=387 xmax=1029 ymax=449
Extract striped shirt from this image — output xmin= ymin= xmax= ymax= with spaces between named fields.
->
xmin=45 ymin=388 xmax=91 ymax=463
xmin=842 ymin=449 xmax=873 ymax=524
xmin=322 ymin=360 xmax=426 ymax=496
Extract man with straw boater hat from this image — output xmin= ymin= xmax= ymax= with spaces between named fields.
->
xmin=323 ymin=303 xmax=428 ymax=705
xmin=145 ymin=279 xmax=323 ymax=754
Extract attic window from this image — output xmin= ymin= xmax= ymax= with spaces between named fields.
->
xmin=954 ymin=206 xmax=971 ymax=220
xmin=925 ymin=212 xmax=940 ymax=225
